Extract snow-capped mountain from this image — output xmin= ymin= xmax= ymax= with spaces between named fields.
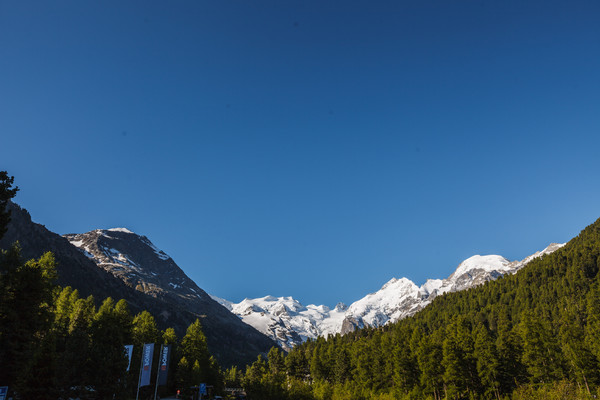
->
xmin=213 ymin=243 xmax=564 ymax=350
xmin=63 ymin=227 xmax=276 ymax=365
xmin=211 ymin=295 xmax=348 ymax=351
xmin=65 ymin=228 xmax=210 ymax=302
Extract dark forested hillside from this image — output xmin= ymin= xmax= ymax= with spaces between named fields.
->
xmin=240 ymin=217 xmax=600 ymax=400
xmin=0 ymin=201 xmax=275 ymax=368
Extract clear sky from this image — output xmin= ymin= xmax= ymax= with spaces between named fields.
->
xmin=1 ymin=0 xmax=599 ymax=308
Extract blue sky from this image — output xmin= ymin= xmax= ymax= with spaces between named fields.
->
xmin=1 ymin=0 xmax=599 ymax=307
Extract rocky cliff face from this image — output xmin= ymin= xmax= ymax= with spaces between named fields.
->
xmin=1 ymin=202 xmax=135 ymax=303
xmin=64 ymin=228 xmax=212 ymax=305
xmin=0 ymin=202 xmax=276 ymax=367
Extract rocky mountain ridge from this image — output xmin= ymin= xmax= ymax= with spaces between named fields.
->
xmin=62 ymin=226 xmax=277 ymax=365
xmin=64 ymin=228 xmax=211 ymax=305
xmin=212 ymin=243 xmax=564 ymax=350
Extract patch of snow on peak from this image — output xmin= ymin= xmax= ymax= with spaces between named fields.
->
xmin=77 ymin=248 xmax=95 ymax=259
xmin=349 ymin=278 xmax=419 ymax=310
xmin=546 ymin=243 xmax=565 ymax=251
xmin=421 ymin=279 xmax=443 ymax=295
xmin=381 ymin=277 xmax=400 ymax=290
xmin=452 ymin=254 xmax=511 ymax=277
xmin=69 ymin=239 xmax=84 ymax=247
xmin=346 ymin=277 xmax=420 ymax=327
xmin=107 ymin=227 xmax=134 ymax=234
xmin=209 ymin=294 xmax=232 ymax=308
xmin=139 ymin=236 xmax=171 ymax=261
xmin=518 ymin=243 xmax=565 ymax=266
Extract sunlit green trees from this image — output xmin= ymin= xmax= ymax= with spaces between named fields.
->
xmin=235 ymin=217 xmax=600 ymax=400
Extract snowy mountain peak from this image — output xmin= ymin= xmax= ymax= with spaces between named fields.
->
xmin=214 ymin=243 xmax=565 ymax=350
xmin=64 ymin=228 xmax=206 ymax=301
xmin=381 ymin=277 xmax=398 ymax=290
xmin=420 ymin=279 xmax=443 ymax=297
xmin=384 ymin=277 xmax=417 ymax=291
xmin=379 ymin=277 xmax=416 ymax=291
xmin=452 ymin=254 xmax=511 ymax=278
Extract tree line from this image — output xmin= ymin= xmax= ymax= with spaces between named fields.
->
xmin=236 ymin=216 xmax=600 ymax=400
xmin=0 ymin=249 xmax=224 ymax=399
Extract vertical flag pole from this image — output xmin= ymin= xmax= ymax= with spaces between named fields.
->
xmin=135 ymin=345 xmax=145 ymax=400
xmin=153 ymin=344 xmax=164 ymax=400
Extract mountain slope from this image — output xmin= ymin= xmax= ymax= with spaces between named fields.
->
xmin=262 ymin=218 xmax=600 ymax=399
xmin=64 ymin=228 xmax=213 ymax=306
xmin=214 ymin=243 xmax=563 ymax=349
xmin=0 ymin=202 xmax=275 ymax=367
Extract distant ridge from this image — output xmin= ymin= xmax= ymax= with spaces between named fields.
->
xmin=212 ymin=243 xmax=564 ymax=350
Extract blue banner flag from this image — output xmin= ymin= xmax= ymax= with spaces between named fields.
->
xmin=139 ymin=343 xmax=154 ymax=387
xmin=157 ymin=344 xmax=171 ymax=386
xmin=124 ymin=345 xmax=134 ymax=372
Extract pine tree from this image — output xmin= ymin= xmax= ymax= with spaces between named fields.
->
xmin=242 ymin=356 xmax=269 ymax=399
xmin=53 ymin=286 xmax=76 ymax=332
xmin=0 ymin=250 xmax=57 ymax=393
xmin=58 ymin=295 xmax=95 ymax=396
xmin=473 ymin=324 xmax=501 ymax=399
xmin=180 ymin=319 xmax=213 ymax=385
xmin=559 ymin=309 xmax=599 ymax=393
xmin=268 ymin=347 xmax=286 ymax=375
xmin=224 ymin=365 xmax=242 ymax=388
xmin=519 ymin=311 xmax=564 ymax=383
xmin=310 ymin=343 xmax=329 ymax=381
xmin=584 ymin=283 xmax=600 ymax=361
xmin=175 ymin=356 xmax=193 ymax=395
xmin=333 ymin=346 xmax=351 ymax=384
xmin=132 ymin=310 xmax=160 ymax=345
xmin=495 ymin=317 xmax=524 ymax=393
xmin=416 ymin=330 xmax=444 ymax=400
xmin=89 ymin=298 xmax=131 ymax=398
xmin=0 ymin=171 xmax=18 ymax=240
xmin=285 ymin=345 xmax=310 ymax=380
xmin=163 ymin=327 xmax=178 ymax=345
xmin=392 ymin=327 xmax=419 ymax=394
